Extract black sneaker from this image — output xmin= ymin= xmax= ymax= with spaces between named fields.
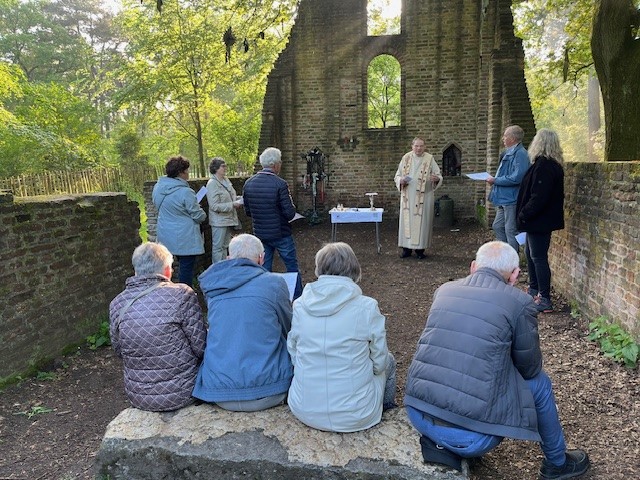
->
xmin=400 ymin=248 xmax=412 ymax=258
xmin=539 ymin=450 xmax=590 ymax=480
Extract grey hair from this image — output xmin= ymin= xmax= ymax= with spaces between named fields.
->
xmin=314 ymin=242 xmax=362 ymax=283
xmin=229 ymin=234 xmax=264 ymax=262
xmin=259 ymin=147 xmax=282 ymax=168
xmin=412 ymin=137 xmax=425 ymax=146
xmin=132 ymin=242 xmax=173 ymax=276
xmin=209 ymin=157 xmax=226 ymax=175
xmin=505 ymin=125 xmax=524 ymax=144
xmin=474 ymin=241 xmax=519 ymax=277
xmin=528 ymin=129 xmax=564 ymax=164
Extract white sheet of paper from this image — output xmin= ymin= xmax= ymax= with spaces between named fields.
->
xmin=465 ymin=172 xmax=491 ymax=181
xmin=516 ymin=232 xmax=527 ymax=245
xmin=196 ymin=186 xmax=207 ymax=202
xmin=272 ymin=272 xmax=298 ymax=301
xmin=289 ymin=212 xmax=305 ymax=223
xmin=234 ymin=196 xmax=244 ymax=206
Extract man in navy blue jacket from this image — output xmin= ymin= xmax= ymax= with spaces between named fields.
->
xmin=243 ymin=147 xmax=303 ymax=299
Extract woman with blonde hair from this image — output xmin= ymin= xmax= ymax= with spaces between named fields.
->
xmin=516 ymin=129 xmax=565 ymax=313
xmin=287 ymin=242 xmax=396 ymax=432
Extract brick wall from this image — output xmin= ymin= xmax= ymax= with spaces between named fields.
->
xmin=259 ymin=0 xmax=534 ymax=224
xmin=549 ymin=162 xmax=640 ymax=338
xmin=0 ymin=191 xmax=140 ymax=381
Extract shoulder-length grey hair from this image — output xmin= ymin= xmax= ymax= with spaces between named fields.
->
xmin=132 ymin=242 xmax=173 ymax=276
xmin=314 ymin=242 xmax=362 ymax=283
xmin=528 ymin=129 xmax=564 ymax=164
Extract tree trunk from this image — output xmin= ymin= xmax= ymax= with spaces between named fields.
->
xmin=591 ymin=0 xmax=640 ymax=161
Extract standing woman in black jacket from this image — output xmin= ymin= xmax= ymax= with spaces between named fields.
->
xmin=516 ymin=129 xmax=565 ymax=313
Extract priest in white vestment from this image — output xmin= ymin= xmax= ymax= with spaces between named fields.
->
xmin=394 ymin=138 xmax=443 ymax=259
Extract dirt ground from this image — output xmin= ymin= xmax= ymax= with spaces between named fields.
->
xmin=0 ymin=218 xmax=638 ymax=479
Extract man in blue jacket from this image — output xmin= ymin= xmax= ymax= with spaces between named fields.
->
xmin=404 ymin=241 xmax=589 ymax=480
xmin=192 ymin=234 xmax=293 ymax=411
xmin=487 ymin=125 xmax=531 ymax=252
xmin=243 ymin=147 xmax=303 ymax=299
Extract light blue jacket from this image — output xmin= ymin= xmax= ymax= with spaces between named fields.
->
xmin=287 ymin=275 xmax=390 ymax=432
xmin=152 ymin=176 xmax=206 ymax=255
xmin=488 ymin=143 xmax=530 ymax=206
xmin=192 ymin=258 xmax=293 ymax=402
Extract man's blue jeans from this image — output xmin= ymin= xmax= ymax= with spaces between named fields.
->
xmin=406 ymin=371 xmax=567 ymax=466
xmin=492 ymin=204 xmax=519 ymax=252
xmin=262 ymin=235 xmax=303 ymax=300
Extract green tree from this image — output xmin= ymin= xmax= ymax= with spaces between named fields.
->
xmin=367 ymin=54 xmax=401 ymax=128
xmin=116 ymin=0 xmax=296 ymax=173
xmin=514 ymin=0 xmax=640 ymax=161
xmin=591 ymin=0 xmax=640 ymax=161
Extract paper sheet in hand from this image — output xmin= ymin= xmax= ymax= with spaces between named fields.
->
xmin=465 ymin=172 xmax=491 ymax=181
xmin=515 ymin=232 xmax=527 ymax=245
xmin=272 ymin=272 xmax=298 ymax=301
xmin=234 ymin=196 xmax=244 ymax=206
xmin=289 ymin=212 xmax=305 ymax=223
xmin=196 ymin=186 xmax=207 ymax=202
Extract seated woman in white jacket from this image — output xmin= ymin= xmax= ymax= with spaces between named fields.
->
xmin=287 ymin=242 xmax=396 ymax=433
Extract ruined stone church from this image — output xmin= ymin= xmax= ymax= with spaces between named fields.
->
xmin=258 ymin=0 xmax=535 ymax=221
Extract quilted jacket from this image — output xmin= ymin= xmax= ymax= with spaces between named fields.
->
xmin=404 ymin=267 xmax=543 ymax=442
xmin=242 ymin=169 xmax=296 ymax=241
xmin=109 ymin=274 xmax=207 ymax=412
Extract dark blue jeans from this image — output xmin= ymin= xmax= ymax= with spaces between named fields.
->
xmin=262 ymin=235 xmax=303 ymax=300
xmin=525 ymin=232 xmax=552 ymax=299
xmin=176 ymin=255 xmax=197 ymax=287
xmin=406 ymin=371 xmax=567 ymax=466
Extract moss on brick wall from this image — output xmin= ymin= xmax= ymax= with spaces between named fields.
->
xmin=0 ymin=193 xmax=140 ymax=381
xmin=550 ymin=162 xmax=640 ymax=339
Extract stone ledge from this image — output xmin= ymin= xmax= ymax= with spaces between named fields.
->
xmin=96 ymin=404 xmax=467 ymax=479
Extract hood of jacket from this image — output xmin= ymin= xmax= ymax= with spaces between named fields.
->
xmin=152 ymin=176 xmax=190 ymax=203
xmin=295 ymin=275 xmax=362 ymax=317
xmin=198 ymin=258 xmax=267 ymax=298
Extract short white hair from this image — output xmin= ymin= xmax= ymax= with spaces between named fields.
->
xmin=132 ymin=242 xmax=173 ymax=276
xmin=475 ymin=241 xmax=519 ymax=277
xmin=259 ymin=147 xmax=282 ymax=168
xmin=229 ymin=234 xmax=264 ymax=262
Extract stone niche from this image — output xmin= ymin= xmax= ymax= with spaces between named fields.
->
xmin=259 ymin=0 xmax=535 ymax=222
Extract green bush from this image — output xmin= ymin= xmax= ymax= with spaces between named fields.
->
xmin=86 ymin=321 xmax=111 ymax=350
xmin=588 ymin=316 xmax=639 ymax=368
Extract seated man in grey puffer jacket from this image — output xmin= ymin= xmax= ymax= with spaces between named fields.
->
xmin=404 ymin=241 xmax=589 ymax=480
xmin=109 ymin=242 xmax=207 ymax=412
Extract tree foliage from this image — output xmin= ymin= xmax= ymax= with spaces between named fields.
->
xmin=514 ymin=0 xmax=640 ymax=161
xmin=367 ymin=54 xmax=400 ymax=129
xmin=115 ymin=0 xmax=296 ymax=173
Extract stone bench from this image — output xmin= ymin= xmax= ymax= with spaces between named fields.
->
xmin=96 ymin=404 xmax=468 ymax=479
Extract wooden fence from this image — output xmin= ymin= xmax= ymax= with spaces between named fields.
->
xmin=0 ymin=165 xmax=163 ymax=198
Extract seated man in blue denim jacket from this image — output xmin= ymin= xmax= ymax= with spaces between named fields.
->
xmin=404 ymin=241 xmax=589 ymax=480
xmin=487 ymin=125 xmax=531 ymax=252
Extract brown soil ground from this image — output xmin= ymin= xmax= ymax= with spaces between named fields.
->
xmin=1 ymin=219 xmax=638 ymax=479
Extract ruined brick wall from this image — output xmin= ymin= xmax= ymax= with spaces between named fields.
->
xmin=259 ymin=0 xmax=534 ymax=223
xmin=549 ymin=162 xmax=640 ymax=338
xmin=0 ymin=192 xmax=140 ymax=380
